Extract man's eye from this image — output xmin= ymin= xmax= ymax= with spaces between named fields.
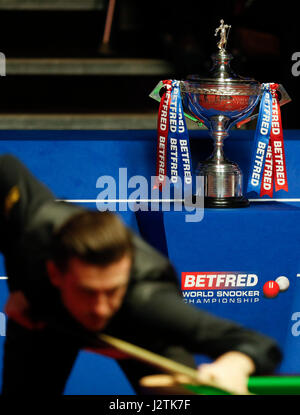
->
xmin=81 ymin=289 xmax=95 ymax=296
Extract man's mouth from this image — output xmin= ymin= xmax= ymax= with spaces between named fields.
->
xmin=86 ymin=315 xmax=110 ymax=330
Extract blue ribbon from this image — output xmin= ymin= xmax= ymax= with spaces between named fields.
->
xmin=247 ymin=84 xmax=272 ymax=194
xmin=166 ymin=80 xmax=193 ymax=193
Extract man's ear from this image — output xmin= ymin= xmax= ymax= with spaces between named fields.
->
xmin=46 ymin=260 xmax=63 ymax=288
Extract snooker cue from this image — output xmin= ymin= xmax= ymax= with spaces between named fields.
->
xmin=100 ymin=334 xmax=198 ymax=380
xmin=99 ymin=333 xmax=247 ymax=395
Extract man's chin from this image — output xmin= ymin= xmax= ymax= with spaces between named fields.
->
xmin=82 ymin=319 xmax=109 ymax=332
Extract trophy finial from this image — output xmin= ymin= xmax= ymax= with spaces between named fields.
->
xmin=214 ymin=19 xmax=231 ymax=51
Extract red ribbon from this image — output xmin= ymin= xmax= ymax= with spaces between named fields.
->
xmin=260 ymin=84 xmax=288 ymax=197
xmin=271 ymin=87 xmax=288 ymax=193
xmin=154 ymin=80 xmax=172 ymax=189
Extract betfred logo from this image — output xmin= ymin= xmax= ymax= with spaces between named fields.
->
xmin=181 ymin=272 xmax=258 ymax=290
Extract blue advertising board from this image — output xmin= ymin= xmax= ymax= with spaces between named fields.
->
xmin=0 ymin=129 xmax=299 ymax=393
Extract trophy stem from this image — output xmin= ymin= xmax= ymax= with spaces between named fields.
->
xmin=210 ymin=130 xmax=227 ymax=163
xmin=196 ymin=124 xmax=250 ymax=208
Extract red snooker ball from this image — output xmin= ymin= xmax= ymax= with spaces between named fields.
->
xmin=263 ymin=281 xmax=280 ymax=298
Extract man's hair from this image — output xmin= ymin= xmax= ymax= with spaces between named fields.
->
xmin=51 ymin=210 xmax=134 ymax=272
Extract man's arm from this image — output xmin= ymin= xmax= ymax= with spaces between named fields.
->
xmin=123 ymin=270 xmax=282 ymax=376
xmin=4 ymin=291 xmax=46 ymax=330
xmin=0 ymin=154 xmax=54 ymax=292
xmin=121 ymin=277 xmax=282 ymax=394
xmin=0 ymin=154 xmax=54 ymax=226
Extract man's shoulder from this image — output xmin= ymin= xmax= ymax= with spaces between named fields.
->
xmin=130 ymin=233 xmax=171 ymax=280
xmin=12 ymin=201 xmax=83 ymax=275
xmin=25 ymin=200 xmax=83 ymax=234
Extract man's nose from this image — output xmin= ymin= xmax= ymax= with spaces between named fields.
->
xmin=93 ymin=294 xmax=111 ymax=316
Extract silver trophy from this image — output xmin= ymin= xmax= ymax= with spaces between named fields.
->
xmin=150 ymin=19 xmax=291 ymax=208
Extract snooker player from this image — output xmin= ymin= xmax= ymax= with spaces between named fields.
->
xmin=0 ymin=154 xmax=282 ymax=395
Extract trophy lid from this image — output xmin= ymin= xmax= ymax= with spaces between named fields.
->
xmin=183 ymin=19 xmax=260 ymax=89
xmin=206 ymin=49 xmax=247 ymax=83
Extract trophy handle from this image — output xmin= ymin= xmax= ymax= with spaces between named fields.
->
xmin=236 ymin=84 xmax=292 ymax=128
xmin=149 ymin=80 xmax=165 ymax=103
xmin=149 ymin=81 xmax=204 ymax=125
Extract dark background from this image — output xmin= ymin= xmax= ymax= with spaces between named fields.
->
xmin=0 ymin=0 xmax=299 ymax=127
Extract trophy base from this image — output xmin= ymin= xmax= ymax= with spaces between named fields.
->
xmin=204 ymin=196 xmax=250 ymax=208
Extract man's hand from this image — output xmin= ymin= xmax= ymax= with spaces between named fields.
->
xmin=197 ymin=351 xmax=255 ymax=395
xmin=4 ymin=291 xmax=46 ymax=330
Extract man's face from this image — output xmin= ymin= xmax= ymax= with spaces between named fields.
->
xmin=47 ymin=255 xmax=131 ymax=331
